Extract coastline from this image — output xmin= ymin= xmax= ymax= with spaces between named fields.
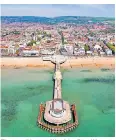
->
xmin=1 ymin=57 xmax=115 ymax=69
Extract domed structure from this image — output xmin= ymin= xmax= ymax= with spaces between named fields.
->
xmin=50 ymin=99 xmax=65 ymax=118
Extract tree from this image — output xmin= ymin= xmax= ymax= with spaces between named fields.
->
xmin=43 ymin=31 xmax=47 ymax=35
xmin=12 ymin=30 xmax=20 ymax=35
xmin=47 ymin=34 xmax=51 ymax=38
xmin=37 ymin=30 xmax=41 ymax=34
xmin=15 ymin=44 xmax=19 ymax=50
xmin=58 ymin=31 xmax=62 ymax=35
xmin=27 ymin=40 xmax=36 ymax=46
xmin=61 ymin=34 xmax=64 ymax=45
xmin=16 ymin=49 xmax=20 ymax=56
xmin=84 ymin=44 xmax=90 ymax=52
xmin=106 ymin=43 xmax=115 ymax=54
xmin=90 ymin=32 xmax=94 ymax=37
xmin=37 ymin=37 xmax=41 ymax=41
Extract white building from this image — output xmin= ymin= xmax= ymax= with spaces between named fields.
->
xmin=74 ymin=47 xmax=85 ymax=56
xmin=40 ymin=49 xmax=55 ymax=55
xmin=64 ymin=45 xmax=74 ymax=55
xmin=105 ymin=49 xmax=112 ymax=56
xmin=50 ymin=99 xmax=65 ymax=118
xmin=8 ymin=45 xmax=16 ymax=55
xmin=21 ymin=50 xmax=39 ymax=57
xmin=0 ymin=47 xmax=9 ymax=56
xmin=100 ymin=51 xmax=106 ymax=56
xmin=94 ymin=45 xmax=102 ymax=51
xmin=86 ymin=51 xmax=93 ymax=56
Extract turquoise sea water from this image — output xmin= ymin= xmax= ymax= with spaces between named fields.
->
xmin=1 ymin=67 xmax=115 ymax=137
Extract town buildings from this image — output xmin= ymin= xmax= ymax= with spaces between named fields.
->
xmin=1 ymin=21 xmax=115 ymax=57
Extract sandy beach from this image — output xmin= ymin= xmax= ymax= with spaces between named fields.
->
xmin=1 ymin=57 xmax=115 ymax=69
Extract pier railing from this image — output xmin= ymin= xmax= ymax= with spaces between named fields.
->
xmin=37 ymin=104 xmax=78 ymax=133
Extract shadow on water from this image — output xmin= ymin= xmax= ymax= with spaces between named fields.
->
xmin=1 ymin=83 xmax=52 ymax=124
xmin=61 ymin=68 xmax=70 ymax=75
xmin=1 ymin=100 xmax=18 ymax=127
xmin=91 ymin=90 xmax=115 ymax=115
xmin=80 ymin=70 xmax=92 ymax=72
xmin=70 ymin=75 xmax=115 ymax=84
xmin=45 ymin=70 xmax=54 ymax=74
xmin=83 ymin=76 xmax=115 ymax=84
xmin=101 ymin=68 xmax=110 ymax=72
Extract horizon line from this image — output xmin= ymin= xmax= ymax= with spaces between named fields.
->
xmin=1 ymin=15 xmax=115 ymax=18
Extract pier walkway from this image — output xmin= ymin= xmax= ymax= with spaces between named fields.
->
xmin=44 ymin=56 xmax=71 ymax=124
xmin=54 ymin=63 xmax=62 ymax=99
xmin=37 ymin=55 xmax=78 ymax=133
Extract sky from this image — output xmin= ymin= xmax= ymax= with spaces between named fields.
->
xmin=1 ymin=4 xmax=115 ymax=17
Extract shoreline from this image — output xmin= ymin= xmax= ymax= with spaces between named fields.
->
xmin=1 ymin=57 xmax=115 ymax=69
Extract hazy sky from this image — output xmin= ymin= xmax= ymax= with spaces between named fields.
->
xmin=1 ymin=4 xmax=115 ymax=17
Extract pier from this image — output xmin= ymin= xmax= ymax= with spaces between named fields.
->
xmin=53 ymin=62 xmax=62 ymax=99
xmin=37 ymin=55 xmax=79 ymax=133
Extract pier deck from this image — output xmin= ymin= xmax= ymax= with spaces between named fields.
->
xmin=44 ymin=100 xmax=71 ymax=124
xmin=44 ymin=62 xmax=72 ymax=124
xmin=38 ymin=104 xmax=78 ymax=133
xmin=53 ymin=63 xmax=62 ymax=99
xmin=38 ymin=55 xmax=78 ymax=133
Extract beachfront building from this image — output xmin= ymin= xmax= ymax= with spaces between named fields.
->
xmin=0 ymin=45 xmax=17 ymax=56
xmin=0 ymin=46 xmax=9 ymax=56
xmin=21 ymin=50 xmax=39 ymax=57
xmin=105 ymin=49 xmax=112 ymax=56
xmin=8 ymin=45 xmax=16 ymax=56
xmin=100 ymin=51 xmax=106 ymax=56
xmin=74 ymin=47 xmax=85 ymax=56
xmin=64 ymin=45 xmax=74 ymax=55
xmin=60 ymin=48 xmax=68 ymax=56
xmin=93 ymin=45 xmax=103 ymax=56
xmin=40 ymin=49 xmax=55 ymax=55
xmin=93 ymin=44 xmax=102 ymax=51
xmin=86 ymin=50 xmax=93 ymax=56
